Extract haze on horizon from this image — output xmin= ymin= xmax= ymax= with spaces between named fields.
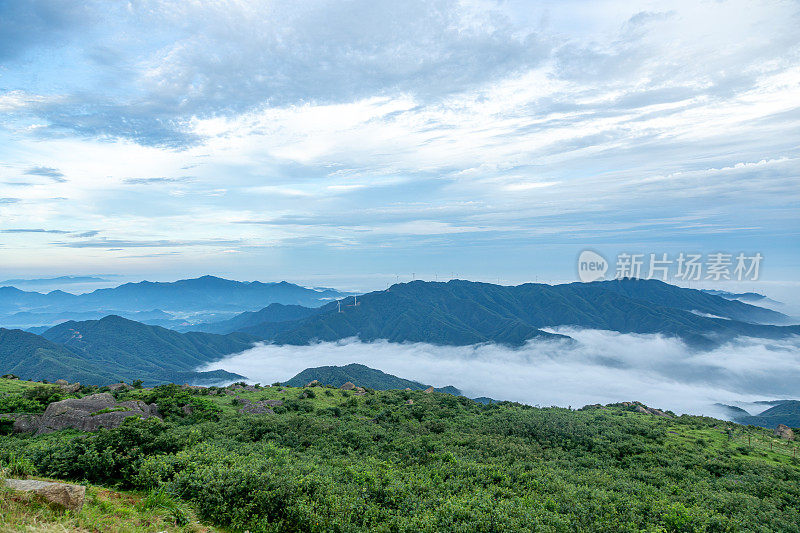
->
xmin=0 ymin=0 xmax=798 ymax=289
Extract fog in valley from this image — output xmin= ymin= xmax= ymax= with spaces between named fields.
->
xmin=201 ymin=328 xmax=800 ymax=420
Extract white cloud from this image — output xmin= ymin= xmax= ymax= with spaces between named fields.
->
xmin=200 ymin=329 xmax=800 ymax=418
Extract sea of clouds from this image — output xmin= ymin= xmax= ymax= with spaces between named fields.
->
xmin=200 ymin=328 xmax=800 ymax=419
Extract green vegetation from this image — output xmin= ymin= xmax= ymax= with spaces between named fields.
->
xmin=1 ymin=377 xmax=799 ymax=532
xmin=0 ymin=479 xmax=219 ymax=532
xmin=5 ymin=315 xmax=252 ymax=385
xmin=236 ymin=279 xmax=799 ymax=348
xmin=285 ymin=363 xmax=461 ymax=394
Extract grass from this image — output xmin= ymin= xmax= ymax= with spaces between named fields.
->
xmin=663 ymin=420 xmax=800 ymax=467
xmin=0 ymin=479 xmax=221 ymax=532
xmin=0 ymin=380 xmax=49 ymax=395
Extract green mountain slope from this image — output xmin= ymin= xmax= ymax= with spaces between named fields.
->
xmin=738 ymin=401 xmax=800 ymax=428
xmin=186 ymin=303 xmax=320 ymax=334
xmin=0 ymin=328 xmax=121 ymax=384
xmin=38 ymin=315 xmax=254 ymax=385
xmin=284 ymin=363 xmax=461 ymax=394
xmin=238 ymin=279 xmax=798 ymax=347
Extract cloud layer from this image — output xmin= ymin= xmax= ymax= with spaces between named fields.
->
xmin=200 ymin=328 xmax=800 ymax=418
xmin=0 ymin=1 xmax=798 ymax=286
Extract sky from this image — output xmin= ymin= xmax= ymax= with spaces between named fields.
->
xmin=0 ymin=0 xmax=798 ymax=292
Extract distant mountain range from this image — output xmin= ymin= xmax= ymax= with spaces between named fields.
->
xmin=194 ymin=278 xmax=796 ymax=348
xmin=2 ymin=277 xmax=798 ymax=388
xmin=716 ymin=400 xmax=800 ymax=429
xmin=284 ymin=363 xmax=461 ymax=394
xmin=0 ymin=275 xmax=348 ymax=328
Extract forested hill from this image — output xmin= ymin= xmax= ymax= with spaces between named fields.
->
xmin=284 ymin=363 xmax=461 ymax=394
xmin=220 ymin=278 xmax=798 ymax=347
xmin=1 ymin=316 xmax=252 ymax=385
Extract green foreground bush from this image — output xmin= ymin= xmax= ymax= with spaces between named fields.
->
xmin=1 ymin=386 xmax=799 ymax=532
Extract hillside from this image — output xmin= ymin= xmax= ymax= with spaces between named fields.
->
xmin=0 ymin=328 xmax=122 ymax=384
xmin=22 ymin=315 xmax=254 ymax=385
xmin=736 ymin=401 xmax=800 ymax=429
xmin=233 ymin=279 xmax=798 ymax=347
xmin=186 ymin=303 xmax=320 ymax=334
xmin=0 ymin=377 xmax=798 ymax=531
xmin=284 ymin=363 xmax=461 ymax=394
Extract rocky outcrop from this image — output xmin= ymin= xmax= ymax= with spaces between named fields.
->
xmin=9 ymin=393 xmax=161 ymax=435
xmin=236 ymin=397 xmax=282 ymax=415
xmin=107 ymin=382 xmax=132 ymax=391
xmin=774 ymin=424 xmax=795 ymax=440
xmin=423 ymin=387 xmax=435 ymax=394
xmin=305 ymin=380 xmax=322 ymax=387
xmin=0 ymin=414 xmax=39 ymax=433
xmin=228 ymin=383 xmax=258 ymax=392
xmin=340 ymin=381 xmax=355 ymax=391
xmin=621 ymin=401 xmax=673 ymax=418
xmin=4 ymin=479 xmax=86 ymax=511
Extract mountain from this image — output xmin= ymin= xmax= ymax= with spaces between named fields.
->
xmin=284 ymin=363 xmax=461 ymax=394
xmin=35 ymin=315 xmax=255 ymax=385
xmin=0 ymin=328 xmax=121 ymax=384
xmin=0 ymin=276 xmax=348 ymax=328
xmin=229 ymin=279 xmax=798 ymax=348
xmin=739 ymin=401 xmax=800 ymax=429
xmin=0 ymin=275 xmax=110 ymax=287
xmin=185 ymin=303 xmax=321 ymax=334
xmin=716 ymin=400 xmax=800 ymax=429
xmin=699 ymin=289 xmax=784 ymax=311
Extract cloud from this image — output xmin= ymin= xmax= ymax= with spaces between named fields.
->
xmin=1 ymin=228 xmax=70 ymax=234
xmin=0 ymin=198 xmax=20 ymax=204
xmin=123 ymin=176 xmax=193 ymax=185
xmin=24 ymin=166 xmax=66 ymax=182
xmin=201 ymin=329 xmax=800 ymax=418
xmin=71 ymin=230 xmax=100 ymax=238
xmin=55 ymin=237 xmax=243 ymax=248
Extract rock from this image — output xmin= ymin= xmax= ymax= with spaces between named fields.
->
xmin=62 ymin=383 xmax=81 ymax=394
xmin=182 ymin=405 xmax=194 ymax=416
xmin=107 ymin=382 xmax=131 ymax=391
xmin=54 ymin=379 xmax=69 ymax=386
xmin=31 ymin=393 xmax=160 ymax=434
xmin=0 ymin=414 xmax=40 ymax=433
xmin=228 ymin=383 xmax=257 ymax=392
xmin=306 ymin=380 xmax=322 ymax=387
xmin=238 ymin=400 xmax=276 ymax=415
xmin=1 ymin=374 xmax=19 ymax=380
xmin=774 ymin=424 xmax=795 ymax=440
xmin=340 ymin=382 xmax=355 ymax=391
xmin=634 ymin=405 xmax=649 ymax=414
xmin=423 ymin=387 xmax=435 ymax=394
xmin=4 ymin=479 xmax=86 ymax=511
xmin=405 ymin=399 xmax=414 ymax=405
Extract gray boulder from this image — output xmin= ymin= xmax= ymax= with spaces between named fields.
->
xmin=0 ymin=413 xmax=40 ymax=433
xmin=4 ymin=479 xmax=86 ymax=511
xmin=774 ymin=424 xmax=795 ymax=440
xmin=34 ymin=393 xmax=160 ymax=434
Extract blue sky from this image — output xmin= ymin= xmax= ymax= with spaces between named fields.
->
xmin=0 ymin=0 xmax=798 ymax=292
